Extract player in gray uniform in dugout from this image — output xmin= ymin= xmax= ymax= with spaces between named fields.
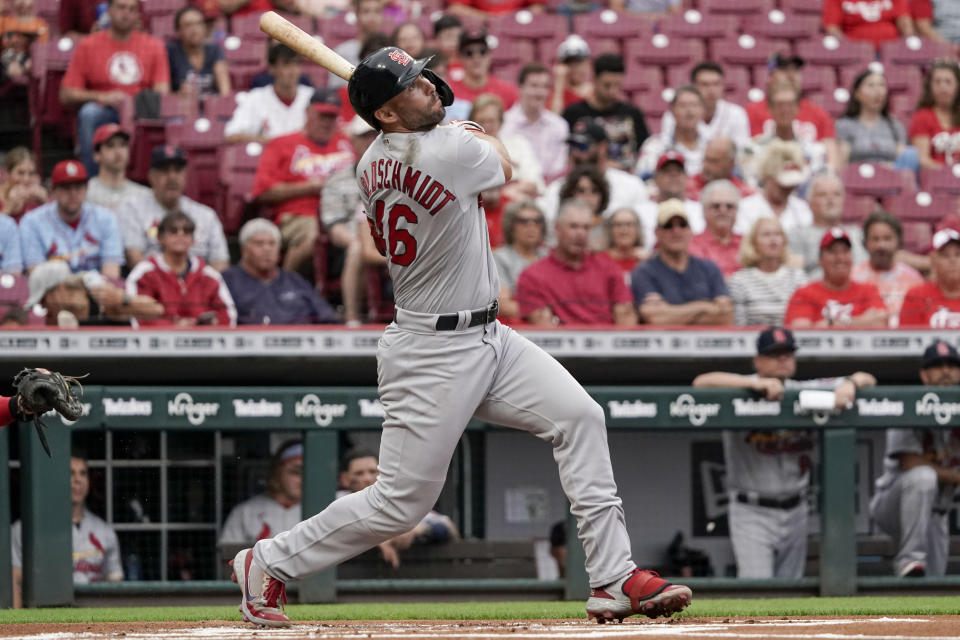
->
xmin=870 ymin=340 xmax=960 ymax=578
xmin=693 ymin=326 xmax=876 ymax=578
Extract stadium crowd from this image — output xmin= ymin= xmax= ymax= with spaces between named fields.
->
xmin=2 ymin=0 xmax=960 ymax=329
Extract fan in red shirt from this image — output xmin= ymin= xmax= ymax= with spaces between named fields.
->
xmin=784 ymin=227 xmax=888 ymax=328
xmin=822 ymin=0 xmax=914 ymax=47
xmin=126 ymin=211 xmax=236 ymax=327
xmin=446 ymin=29 xmax=519 ymax=117
xmin=900 ymin=229 xmax=960 ymax=329
xmin=447 ymin=0 xmax=542 ymax=19
xmin=909 ymin=60 xmax=960 ymax=169
xmin=253 ymin=88 xmax=356 ymax=275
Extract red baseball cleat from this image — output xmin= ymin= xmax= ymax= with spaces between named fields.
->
xmin=232 ymin=548 xmax=292 ymax=628
xmin=586 ymin=568 xmax=692 ymax=623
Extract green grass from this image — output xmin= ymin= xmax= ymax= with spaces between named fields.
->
xmin=1 ymin=597 xmax=959 ymax=624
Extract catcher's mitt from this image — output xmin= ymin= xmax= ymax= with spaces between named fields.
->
xmin=11 ymin=368 xmax=86 ymax=457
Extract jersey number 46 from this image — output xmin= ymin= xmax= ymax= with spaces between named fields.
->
xmin=372 ymin=200 xmax=418 ymax=266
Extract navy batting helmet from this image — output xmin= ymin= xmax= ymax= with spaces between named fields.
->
xmin=348 ymin=46 xmax=454 ymax=130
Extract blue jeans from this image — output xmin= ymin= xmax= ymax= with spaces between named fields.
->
xmin=76 ymin=102 xmax=119 ymax=176
xmin=894 ymin=146 xmax=920 ymax=172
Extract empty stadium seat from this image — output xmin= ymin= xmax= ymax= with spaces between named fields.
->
xmin=489 ymin=38 xmax=537 ymax=71
xmin=884 ymin=192 xmax=960 ymax=224
xmin=573 ymin=10 xmax=654 ymax=43
xmin=700 ymin=0 xmax=774 ymax=16
xmin=740 ymin=11 xmax=821 ymax=43
xmin=322 ymin=11 xmax=395 ymax=49
xmin=488 ymin=10 xmax=567 ymax=41
xmin=902 ymin=221 xmax=933 ymax=254
xmin=919 ymin=166 xmax=960 ymax=195
xmin=841 ymin=194 xmax=880 ymax=223
xmin=223 ymin=37 xmax=269 ymax=90
xmin=635 ymin=89 xmax=672 ymax=123
xmin=203 ymin=93 xmax=239 ymax=121
xmin=167 ymin=118 xmax=227 ymax=211
xmin=625 ymin=35 xmax=705 ymax=69
xmin=659 ymin=11 xmax=738 ymax=43
xmin=29 ymin=38 xmax=78 ymax=168
xmin=838 ymin=63 xmax=922 ymax=98
xmin=161 ymin=93 xmax=199 ymax=121
xmin=842 ymin=163 xmax=914 ymax=198
xmin=622 ymin=66 xmax=663 ymax=103
xmin=150 ymin=13 xmax=178 ymax=42
xmin=805 ymin=89 xmax=849 ymax=119
xmin=879 ymin=37 xmax=956 ymax=69
xmin=141 ymin=0 xmax=183 ymax=24
xmin=218 ymin=143 xmax=263 ymax=233
xmin=779 ymin=0 xmax=823 ymax=16
xmin=0 ymin=274 xmax=29 ymax=318
xmin=796 ymin=36 xmax=875 ymax=69
xmin=712 ymin=34 xmax=790 ymax=69
xmin=888 ymin=94 xmax=914 ymax=126
xmin=34 ymin=0 xmax=59 ymax=33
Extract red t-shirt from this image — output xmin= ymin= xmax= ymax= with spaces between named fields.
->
xmin=908 ymin=108 xmax=960 ymax=166
xmin=899 ymin=282 xmax=960 ymax=328
xmin=252 ymin=131 xmax=356 ymax=220
xmin=515 ymin=251 xmax=633 ymax=324
xmin=447 ymin=0 xmax=535 ymax=13
xmin=607 ymin=254 xmax=640 ymax=276
xmin=784 ymin=280 xmax=886 ymax=326
xmin=910 ymin=0 xmax=933 ymax=19
xmin=62 ymin=30 xmax=170 ymax=96
xmin=822 ymin=0 xmax=908 ymax=46
xmin=686 ymin=174 xmax=755 ymax=202
xmin=746 ymin=98 xmax=836 ymax=140
xmin=447 ymin=73 xmax=519 ymax=109
xmin=688 ymin=232 xmax=742 ymax=277
xmin=231 ymin=0 xmax=273 ymax=17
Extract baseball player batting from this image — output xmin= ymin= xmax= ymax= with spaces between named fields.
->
xmin=232 ymin=42 xmax=692 ymax=628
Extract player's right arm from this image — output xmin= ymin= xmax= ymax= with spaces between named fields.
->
xmin=471 ymin=131 xmax=513 ymax=183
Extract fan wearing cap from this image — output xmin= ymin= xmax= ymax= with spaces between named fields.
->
xmin=220 ymin=440 xmax=306 ymax=547
xmin=116 ymin=145 xmax=229 ymax=272
xmin=734 ymin=140 xmax=813 ymax=238
xmin=869 ymin=339 xmax=960 ymax=578
xmin=85 ymin=124 xmax=151 ymax=214
xmin=900 ymin=228 xmax=960 ymax=328
xmin=694 ymin=326 xmax=876 ymax=579
xmin=549 ymin=35 xmax=593 ymax=115
xmin=636 ymin=86 xmax=707 ymax=179
xmin=537 ymin=119 xmax=650 ymax=231
xmin=788 ymin=173 xmax=867 ymax=277
xmin=636 ymin=152 xmax=704 ymax=254
xmin=252 ymin=88 xmax=356 ymax=276
xmin=515 ymin=199 xmax=637 ymax=326
xmin=784 ymin=227 xmax=888 ymax=328
xmin=630 ymin=199 xmax=732 ymax=325
xmin=445 ymin=29 xmax=519 ymax=121
xmin=225 ymin=44 xmax=315 ymax=145
xmin=563 ymin=54 xmax=649 ymax=172
xmin=823 ymin=0 xmax=914 ymax=47
xmin=18 ymin=160 xmax=124 ymax=279
xmin=747 ymin=81 xmax=829 ymax=179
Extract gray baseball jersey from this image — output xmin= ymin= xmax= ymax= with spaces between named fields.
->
xmin=11 ymin=509 xmax=123 ymax=583
xmin=219 ymin=494 xmax=302 ymax=545
xmin=875 ymin=428 xmax=960 ymax=508
xmin=116 ymin=194 xmax=230 ymax=265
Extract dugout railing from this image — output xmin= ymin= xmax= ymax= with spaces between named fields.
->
xmin=3 ymin=385 xmax=960 ymax=608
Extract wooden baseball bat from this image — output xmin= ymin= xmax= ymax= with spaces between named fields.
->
xmin=259 ymin=11 xmax=356 ymax=82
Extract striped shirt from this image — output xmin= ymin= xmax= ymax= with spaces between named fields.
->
xmin=728 ymin=266 xmax=808 ymax=326
xmin=0 ymin=214 xmax=22 ymax=273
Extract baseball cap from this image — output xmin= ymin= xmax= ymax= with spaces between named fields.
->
xmin=756 ymin=326 xmax=798 ymax=356
xmin=566 ymin=119 xmax=607 ymax=148
xmin=921 ymin=340 xmax=960 ymax=370
xmin=459 ymin=28 xmax=489 ymax=52
xmin=310 ymin=87 xmax=341 ymax=114
xmin=150 ymin=144 xmax=188 ymax=169
xmin=557 ymin=34 xmax=590 ymax=62
xmin=92 ymin=123 xmax=130 ymax=150
xmin=819 ymin=227 xmax=852 ymax=251
xmin=931 ymin=227 xmax=960 ymax=252
xmin=768 ymin=52 xmax=805 ymax=72
xmin=50 ymin=160 xmax=87 ymax=187
xmin=656 ymin=199 xmax=689 ymax=227
xmin=25 ymin=261 xmax=73 ymax=309
xmin=656 ymin=150 xmax=685 ymax=172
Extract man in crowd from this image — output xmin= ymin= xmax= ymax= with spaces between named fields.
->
xmin=59 ymin=0 xmax=169 ymax=175
xmin=870 ymin=340 xmax=960 ymax=578
xmin=12 ymin=453 xmax=123 ymax=608
xmin=223 ymin=219 xmax=337 ymax=325
xmin=252 ymin=88 xmax=355 ymax=275
xmin=789 ymin=173 xmax=866 ymax=276
xmin=329 ymin=0 xmax=387 ymax=89
xmin=693 ymin=326 xmax=875 ymax=578
xmin=852 ymin=210 xmax=924 ymax=327
xmin=220 ymin=441 xmax=305 ymax=546
xmin=118 ymin=145 xmax=229 ymax=271
xmin=688 ymin=180 xmax=742 ymax=278
xmin=784 ymin=228 xmax=888 ymax=328
xmin=126 ymin=211 xmax=236 ymax=327
xmin=84 ymin=124 xmax=151 ymax=213
xmin=501 ymin=62 xmax=570 ymax=184
xmin=637 ymin=152 xmax=704 ymax=254
xmin=631 ymin=199 xmax=732 ymax=325
xmin=225 ymin=44 xmax=315 ymax=145
xmin=446 ymin=29 xmax=519 ymax=120
xmin=661 ymin=62 xmax=750 ymax=147
xmin=516 ymin=200 xmax=637 ymax=326
xmin=686 ymin=136 xmax=755 ymax=202
xmin=563 ymin=54 xmax=649 ymax=172
xmin=19 ymin=160 xmax=124 ymax=278
xmin=900 ymin=228 xmax=960 ymax=328
xmin=537 ymin=120 xmax=649 ymax=228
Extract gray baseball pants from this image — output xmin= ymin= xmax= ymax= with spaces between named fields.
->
xmin=729 ymin=498 xmax=808 ymax=579
xmin=869 ymin=465 xmax=949 ymax=576
xmin=254 ymin=317 xmax=635 ymax=588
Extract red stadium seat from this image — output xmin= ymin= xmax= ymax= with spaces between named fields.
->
xmin=489 ymin=38 xmax=537 ymax=70
xmin=796 ymin=36 xmax=875 ymax=69
xmin=805 ymin=89 xmax=849 ymax=119
xmin=841 ymin=163 xmax=913 ymax=198
xmin=488 ymin=11 xmax=567 ymax=40
xmin=0 ymin=274 xmax=29 ymax=318
xmin=150 ymin=13 xmax=177 ymax=42
xmin=902 ymin=221 xmax=933 ymax=254
xmin=202 ymin=92 xmax=238 ymax=120
xmin=29 ymin=38 xmax=78 ymax=169
xmin=919 ymin=166 xmax=960 ymax=195
xmin=700 ymin=0 xmax=774 ymax=16
xmin=141 ymin=0 xmax=182 ymax=23
xmin=635 ymin=89 xmax=672 ymax=122
xmin=841 ymin=194 xmax=880 ymax=224
xmin=160 ymin=93 xmax=199 ymax=121
xmin=321 ymin=11 xmax=396 ymax=49
xmin=712 ymin=35 xmax=790 ymax=69
xmin=34 ymin=0 xmax=59 ymax=33
xmin=888 ymin=93 xmax=914 ymax=126
xmin=573 ymin=10 xmax=654 ymax=42
xmin=218 ymin=143 xmax=263 ymax=233
xmin=740 ymin=11 xmax=821 ymax=43
xmin=625 ymin=35 xmax=705 ymax=69
xmin=301 ymin=64 xmax=330 ymax=89
xmin=879 ymin=37 xmax=956 ymax=69
xmin=658 ymin=11 xmax=738 ymax=43
xmin=884 ymin=192 xmax=960 ymax=224
xmin=622 ymin=66 xmax=663 ymax=103
xmin=231 ymin=12 xmax=314 ymax=40
xmin=779 ymin=0 xmax=823 ymax=16
xmin=838 ymin=63 xmax=923 ymax=98
xmin=750 ymin=64 xmax=838 ymax=95
xmin=168 ymin=118 xmax=227 ymax=212
xmin=223 ymin=37 xmax=269 ymax=90
xmin=580 ymin=36 xmax=623 ymax=58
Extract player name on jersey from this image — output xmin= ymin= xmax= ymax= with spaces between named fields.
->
xmin=358 ymin=159 xmax=456 ymax=215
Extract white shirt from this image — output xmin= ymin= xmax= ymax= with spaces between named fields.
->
xmin=85 ymin=177 xmax=152 ymax=214
xmin=660 ymin=99 xmax=751 ymax=148
xmin=500 ymin=104 xmax=570 ymax=182
xmin=117 ymin=193 xmax=230 ymax=266
xmin=635 ymin=131 xmax=707 ymax=178
xmin=225 ymin=85 xmax=315 ymax=141
xmin=734 ymin=191 xmax=813 ymax=237
xmin=219 ymin=494 xmax=302 ymax=544
xmin=636 ymin=199 xmax=704 ymax=252
xmin=12 ymin=509 xmax=123 ymax=583
xmin=537 ymin=166 xmax=650 ymax=230
xmin=500 ymin=133 xmax=545 ymax=194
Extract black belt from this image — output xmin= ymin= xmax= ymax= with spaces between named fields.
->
xmin=736 ymin=492 xmax=804 ymax=510
xmin=434 ymin=301 xmax=498 ymax=331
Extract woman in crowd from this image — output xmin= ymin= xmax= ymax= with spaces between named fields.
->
xmin=167 ymin=6 xmax=230 ymax=98
xmin=557 ymin=164 xmax=610 ymax=250
xmin=910 ymin=59 xmax=960 ymax=169
xmin=0 ymin=147 xmax=47 ymax=220
xmin=493 ymin=200 xmax=547 ymax=319
xmin=604 ymin=208 xmax=647 ymax=284
xmin=836 ymin=69 xmax=915 ymax=170
xmin=727 ymin=217 xmax=807 ymax=326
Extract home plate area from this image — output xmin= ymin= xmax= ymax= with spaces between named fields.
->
xmin=2 ymin=617 xmax=960 ymax=640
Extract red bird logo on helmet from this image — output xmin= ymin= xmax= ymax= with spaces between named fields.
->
xmin=388 ymin=49 xmax=412 ymax=66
